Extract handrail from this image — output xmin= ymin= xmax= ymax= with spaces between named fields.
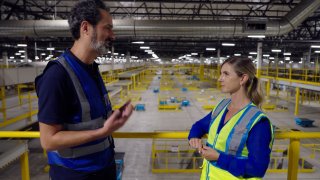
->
xmin=1 ymin=131 xmax=319 ymax=139
xmin=0 ymin=131 xmax=319 ymax=180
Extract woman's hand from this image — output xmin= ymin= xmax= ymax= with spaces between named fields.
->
xmin=200 ymin=145 xmax=220 ymax=161
xmin=189 ymin=138 xmax=203 ymax=153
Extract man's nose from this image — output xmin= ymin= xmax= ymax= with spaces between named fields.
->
xmin=109 ymin=30 xmax=115 ymax=41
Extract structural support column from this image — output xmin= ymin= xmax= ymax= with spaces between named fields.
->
xmin=34 ymin=42 xmax=38 ymax=61
xmin=126 ymin=51 xmax=130 ymax=69
xmin=217 ymin=49 xmax=221 ymax=88
xmin=256 ymin=42 xmax=263 ymax=78
xmin=2 ymin=51 xmax=8 ymax=68
xmin=111 ymin=46 xmax=114 ymax=74
xmin=0 ymin=86 xmax=6 ymax=121
xmin=287 ymin=138 xmax=300 ymax=180
xmin=20 ymin=152 xmax=30 ymax=180
xmin=266 ymin=79 xmax=271 ymax=100
xmin=199 ymin=53 xmax=204 ymax=80
xmin=295 ymin=87 xmax=300 ymax=116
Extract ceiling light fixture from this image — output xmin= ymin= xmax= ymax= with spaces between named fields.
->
xmin=17 ymin=44 xmax=27 ymax=47
xmin=247 ymin=35 xmax=265 ymax=38
xmin=222 ymin=43 xmax=235 ymax=46
xmin=311 ymin=45 xmax=320 ymax=48
xmin=132 ymin=41 xmax=144 ymax=44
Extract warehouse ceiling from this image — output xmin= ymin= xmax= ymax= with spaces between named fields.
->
xmin=0 ymin=0 xmax=320 ymax=63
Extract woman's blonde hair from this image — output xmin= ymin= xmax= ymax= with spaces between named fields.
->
xmin=222 ymin=57 xmax=263 ymax=108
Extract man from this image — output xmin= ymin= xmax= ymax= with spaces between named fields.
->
xmin=35 ymin=0 xmax=133 ymax=179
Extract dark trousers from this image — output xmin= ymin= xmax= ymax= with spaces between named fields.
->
xmin=49 ymin=161 xmax=117 ymax=180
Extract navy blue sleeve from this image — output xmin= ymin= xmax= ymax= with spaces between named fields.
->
xmin=217 ymin=117 xmax=272 ymax=178
xmin=188 ymin=112 xmax=212 ymax=140
xmin=36 ymin=63 xmax=72 ymax=125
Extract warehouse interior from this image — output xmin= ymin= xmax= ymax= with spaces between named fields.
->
xmin=0 ymin=0 xmax=320 ymax=179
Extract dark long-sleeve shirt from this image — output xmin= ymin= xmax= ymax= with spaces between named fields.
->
xmin=188 ymin=109 xmax=272 ymax=178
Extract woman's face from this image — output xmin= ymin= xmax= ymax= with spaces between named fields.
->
xmin=218 ymin=63 xmax=242 ymax=94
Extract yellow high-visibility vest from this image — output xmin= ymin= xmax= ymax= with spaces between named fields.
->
xmin=200 ymin=99 xmax=274 ymax=180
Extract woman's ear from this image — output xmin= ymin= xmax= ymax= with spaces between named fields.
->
xmin=240 ymin=74 xmax=249 ymax=86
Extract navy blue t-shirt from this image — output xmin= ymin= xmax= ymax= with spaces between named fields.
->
xmin=36 ymin=50 xmax=115 ymax=177
xmin=36 ymin=50 xmax=102 ymax=125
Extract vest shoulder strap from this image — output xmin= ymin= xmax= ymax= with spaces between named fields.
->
xmin=211 ymin=98 xmax=231 ymax=121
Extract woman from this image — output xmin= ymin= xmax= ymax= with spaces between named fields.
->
xmin=189 ymin=57 xmax=274 ymax=180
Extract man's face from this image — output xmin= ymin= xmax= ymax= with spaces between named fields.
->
xmin=90 ymin=10 xmax=115 ymax=55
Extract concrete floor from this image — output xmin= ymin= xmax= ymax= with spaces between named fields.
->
xmin=0 ymin=75 xmax=319 ymax=180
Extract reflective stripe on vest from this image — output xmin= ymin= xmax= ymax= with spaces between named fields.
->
xmin=228 ymin=106 xmax=260 ymax=156
xmin=58 ymin=57 xmax=91 ymax=122
xmin=56 ymin=57 xmax=111 ymax=158
xmin=55 ymin=138 xmax=110 ymax=158
xmin=210 ymin=99 xmax=231 ymax=123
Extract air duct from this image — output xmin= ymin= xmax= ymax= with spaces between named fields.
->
xmin=0 ymin=0 xmax=319 ymax=38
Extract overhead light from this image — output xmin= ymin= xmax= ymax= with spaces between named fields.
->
xmin=121 ymin=54 xmax=124 ymax=56
xmin=140 ymin=46 xmax=150 ymax=49
xmin=263 ymin=54 xmax=270 ymax=57
xmin=285 ymin=57 xmax=290 ymax=60
xmin=17 ymin=44 xmax=27 ymax=47
xmin=248 ymin=56 xmax=253 ymax=58
xmin=234 ymin=53 xmax=241 ymax=56
xmin=132 ymin=41 xmax=144 ymax=44
xmin=9 ymin=56 xmax=14 ymax=59
xmin=311 ymin=45 xmax=320 ymax=48
xmin=249 ymin=52 xmax=257 ymax=55
xmin=186 ymin=54 xmax=191 ymax=57
xmin=18 ymin=50 xmax=25 ymax=53
xmin=269 ymin=57 xmax=275 ymax=60
xmin=271 ymin=49 xmax=281 ymax=52
xmin=144 ymin=50 xmax=152 ymax=52
xmin=21 ymin=55 xmax=25 ymax=58
xmin=113 ymin=53 xmax=118 ymax=56
xmin=47 ymin=47 xmax=55 ymax=50
xmin=41 ymin=53 xmax=46 ymax=56
xmin=226 ymin=55 xmax=230 ymax=58
xmin=283 ymin=52 xmax=291 ymax=56
xmin=206 ymin=48 xmax=216 ymax=51
xmin=191 ymin=53 xmax=198 ymax=55
xmin=315 ymin=51 xmax=320 ymax=53
xmin=222 ymin=43 xmax=235 ymax=46
xmin=15 ymin=53 xmax=21 ymax=55
xmin=247 ymin=35 xmax=265 ymax=38
xmin=35 ymin=56 xmax=39 ymax=60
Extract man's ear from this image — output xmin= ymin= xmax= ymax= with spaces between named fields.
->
xmin=80 ymin=21 xmax=90 ymax=36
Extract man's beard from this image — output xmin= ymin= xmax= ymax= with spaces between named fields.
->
xmin=90 ymin=30 xmax=109 ymax=55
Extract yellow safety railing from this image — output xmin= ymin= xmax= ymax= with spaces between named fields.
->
xmin=0 ymin=132 xmax=319 ymax=180
xmin=302 ymin=144 xmax=320 ymax=159
xmin=0 ymin=91 xmax=38 ymax=128
xmin=260 ymin=67 xmax=320 ymax=85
